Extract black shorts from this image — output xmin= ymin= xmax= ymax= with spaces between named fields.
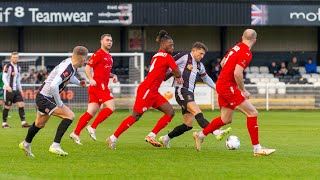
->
xmin=36 ymin=93 xmax=57 ymax=115
xmin=175 ymin=87 xmax=195 ymax=115
xmin=4 ymin=90 xmax=24 ymax=106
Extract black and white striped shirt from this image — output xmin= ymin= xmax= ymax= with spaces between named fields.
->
xmin=39 ymin=58 xmax=80 ymax=107
xmin=172 ymin=52 xmax=209 ymax=92
xmin=2 ymin=63 xmax=22 ymax=91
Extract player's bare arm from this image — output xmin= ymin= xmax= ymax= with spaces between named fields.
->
xmin=85 ymin=65 xmax=96 ymax=86
xmin=172 ymin=67 xmax=184 ymax=84
xmin=234 ymin=64 xmax=250 ymax=98
xmin=110 ymin=73 xmax=118 ymax=83
xmin=164 ymin=72 xmax=174 ymax=81
xmin=220 ymin=57 xmax=226 ymax=68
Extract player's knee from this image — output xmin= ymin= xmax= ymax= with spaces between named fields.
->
xmin=166 ymin=109 xmax=175 ymax=117
xmin=248 ymin=109 xmax=258 ymax=117
xmin=108 ymin=106 xmax=115 ymax=112
xmin=66 ymin=112 xmax=75 ymax=120
xmin=35 ymin=121 xmax=45 ymax=128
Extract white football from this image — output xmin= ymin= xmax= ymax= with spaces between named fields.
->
xmin=226 ymin=135 xmax=240 ymax=150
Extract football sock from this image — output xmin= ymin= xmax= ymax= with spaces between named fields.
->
xmin=168 ymin=123 xmax=193 ymax=139
xmin=2 ymin=108 xmax=9 ymax=122
xmin=21 ymin=121 xmax=27 ymax=125
xmin=18 ymin=107 xmax=26 ymax=121
xmin=110 ymin=135 xmax=117 ymax=142
xmin=151 ymin=114 xmax=173 ymax=134
xmin=54 ymin=119 xmax=72 ymax=143
xmin=247 ymin=116 xmax=259 ymax=145
xmin=162 ymin=135 xmax=171 ymax=142
xmin=202 ymin=116 xmax=225 ymax=136
xmin=113 ymin=116 xmax=136 ymax=138
xmin=91 ymin=108 xmax=113 ymax=129
xmin=148 ymin=132 xmax=156 ymax=138
xmin=253 ymin=144 xmax=262 ymax=151
xmin=213 ymin=129 xmax=221 ymax=136
xmin=195 ymin=113 xmax=209 ymax=128
xmin=25 ymin=122 xmax=41 ymax=143
xmin=74 ymin=112 xmax=92 ymax=135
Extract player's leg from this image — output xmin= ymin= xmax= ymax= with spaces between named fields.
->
xmin=107 ymin=110 xmax=142 ymax=150
xmin=107 ymin=86 xmax=148 ymax=149
xmin=236 ymin=100 xmax=275 ymax=156
xmin=2 ymin=90 xmax=12 ymax=128
xmin=159 ymin=112 xmax=193 ymax=148
xmin=73 ymin=87 xmax=100 ymax=136
xmin=88 ymin=97 xmax=115 ymax=140
xmin=193 ymin=107 xmax=234 ymax=151
xmin=19 ymin=112 xmax=50 ymax=157
xmin=145 ymin=95 xmax=174 ymax=147
xmin=49 ymin=105 xmax=75 ymax=156
xmin=16 ymin=91 xmax=30 ymax=128
xmin=71 ymin=103 xmax=99 ymax=145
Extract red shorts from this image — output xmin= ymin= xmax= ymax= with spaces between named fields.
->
xmin=216 ymin=85 xmax=245 ymax=110
xmin=88 ymin=85 xmax=113 ymax=105
xmin=133 ymin=86 xmax=168 ymax=114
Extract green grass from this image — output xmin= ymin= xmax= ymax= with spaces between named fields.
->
xmin=1 ymin=110 xmax=320 ymax=179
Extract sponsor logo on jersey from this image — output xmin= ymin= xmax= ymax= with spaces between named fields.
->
xmin=153 ymin=52 xmax=168 ymax=58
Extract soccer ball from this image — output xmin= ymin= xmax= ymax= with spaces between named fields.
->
xmin=226 ymin=136 xmax=240 ymax=150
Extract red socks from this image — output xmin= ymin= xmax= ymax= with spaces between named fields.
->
xmin=114 ymin=116 xmax=136 ymax=138
xmin=247 ymin=116 xmax=259 ymax=145
xmin=74 ymin=112 xmax=92 ymax=135
xmin=151 ymin=114 xmax=173 ymax=134
xmin=202 ymin=116 xmax=225 ymax=136
xmin=91 ymin=108 xmax=113 ymax=129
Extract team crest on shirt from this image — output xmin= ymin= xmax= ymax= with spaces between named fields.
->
xmin=187 ymin=64 xmax=193 ymax=70
xmin=63 ymin=71 xmax=69 ymax=77
xmin=241 ymin=59 xmax=247 ymax=65
xmin=187 ymin=95 xmax=192 ymax=100
xmin=11 ymin=72 xmax=15 ymax=76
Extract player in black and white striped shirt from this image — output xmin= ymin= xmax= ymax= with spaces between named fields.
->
xmin=2 ymin=52 xmax=30 ymax=128
xmin=19 ymin=46 xmax=88 ymax=157
xmin=159 ymin=42 xmax=231 ymax=148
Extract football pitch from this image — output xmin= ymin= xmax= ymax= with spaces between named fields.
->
xmin=0 ymin=110 xmax=319 ymax=179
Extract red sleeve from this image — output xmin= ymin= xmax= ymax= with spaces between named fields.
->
xmin=237 ymin=50 xmax=251 ymax=69
xmin=87 ymin=53 xmax=100 ymax=67
xmin=167 ymin=55 xmax=178 ymax=70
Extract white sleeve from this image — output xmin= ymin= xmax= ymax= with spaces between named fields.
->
xmin=17 ymin=67 xmax=22 ymax=91
xmin=50 ymin=74 xmax=64 ymax=107
xmin=70 ymin=75 xmax=80 ymax=86
xmin=201 ymin=74 xmax=216 ymax=90
xmin=2 ymin=65 xmax=10 ymax=89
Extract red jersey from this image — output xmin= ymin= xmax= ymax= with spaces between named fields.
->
xmin=217 ymin=42 xmax=252 ymax=87
xmin=140 ymin=50 xmax=178 ymax=91
xmin=87 ymin=48 xmax=113 ymax=88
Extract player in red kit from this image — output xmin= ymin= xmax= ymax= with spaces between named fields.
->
xmin=70 ymin=34 xmax=118 ymax=145
xmin=193 ymin=29 xmax=276 ymax=156
xmin=107 ymin=30 xmax=183 ymax=149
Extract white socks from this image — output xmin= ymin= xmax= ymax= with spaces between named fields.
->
xmin=2 ymin=122 xmax=7 ymax=126
xmin=198 ymin=131 xmax=205 ymax=139
xmin=110 ymin=135 xmax=117 ymax=142
xmin=212 ymin=129 xmax=221 ymax=136
xmin=253 ymin=144 xmax=262 ymax=151
xmin=21 ymin=121 xmax=26 ymax=125
xmin=51 ymin=142 xmax=60 ymax=147
xmin=163 ymin=135 xmax=171 ymax=142
xmin=148 ymin=132 xmax=156 ymax=138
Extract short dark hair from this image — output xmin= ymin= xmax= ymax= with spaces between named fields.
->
xmin=101 ymin=34 xmax=112 ymax=40
xmin=155 ymin=30 xmax=172 ymax=43
xmin=11 ymin=52 xmax=18 ymax=56
xmin=73 ymin=46 xmax=88 ymax=56
xmin=192 ymin=42 xmax=208 ymax=52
